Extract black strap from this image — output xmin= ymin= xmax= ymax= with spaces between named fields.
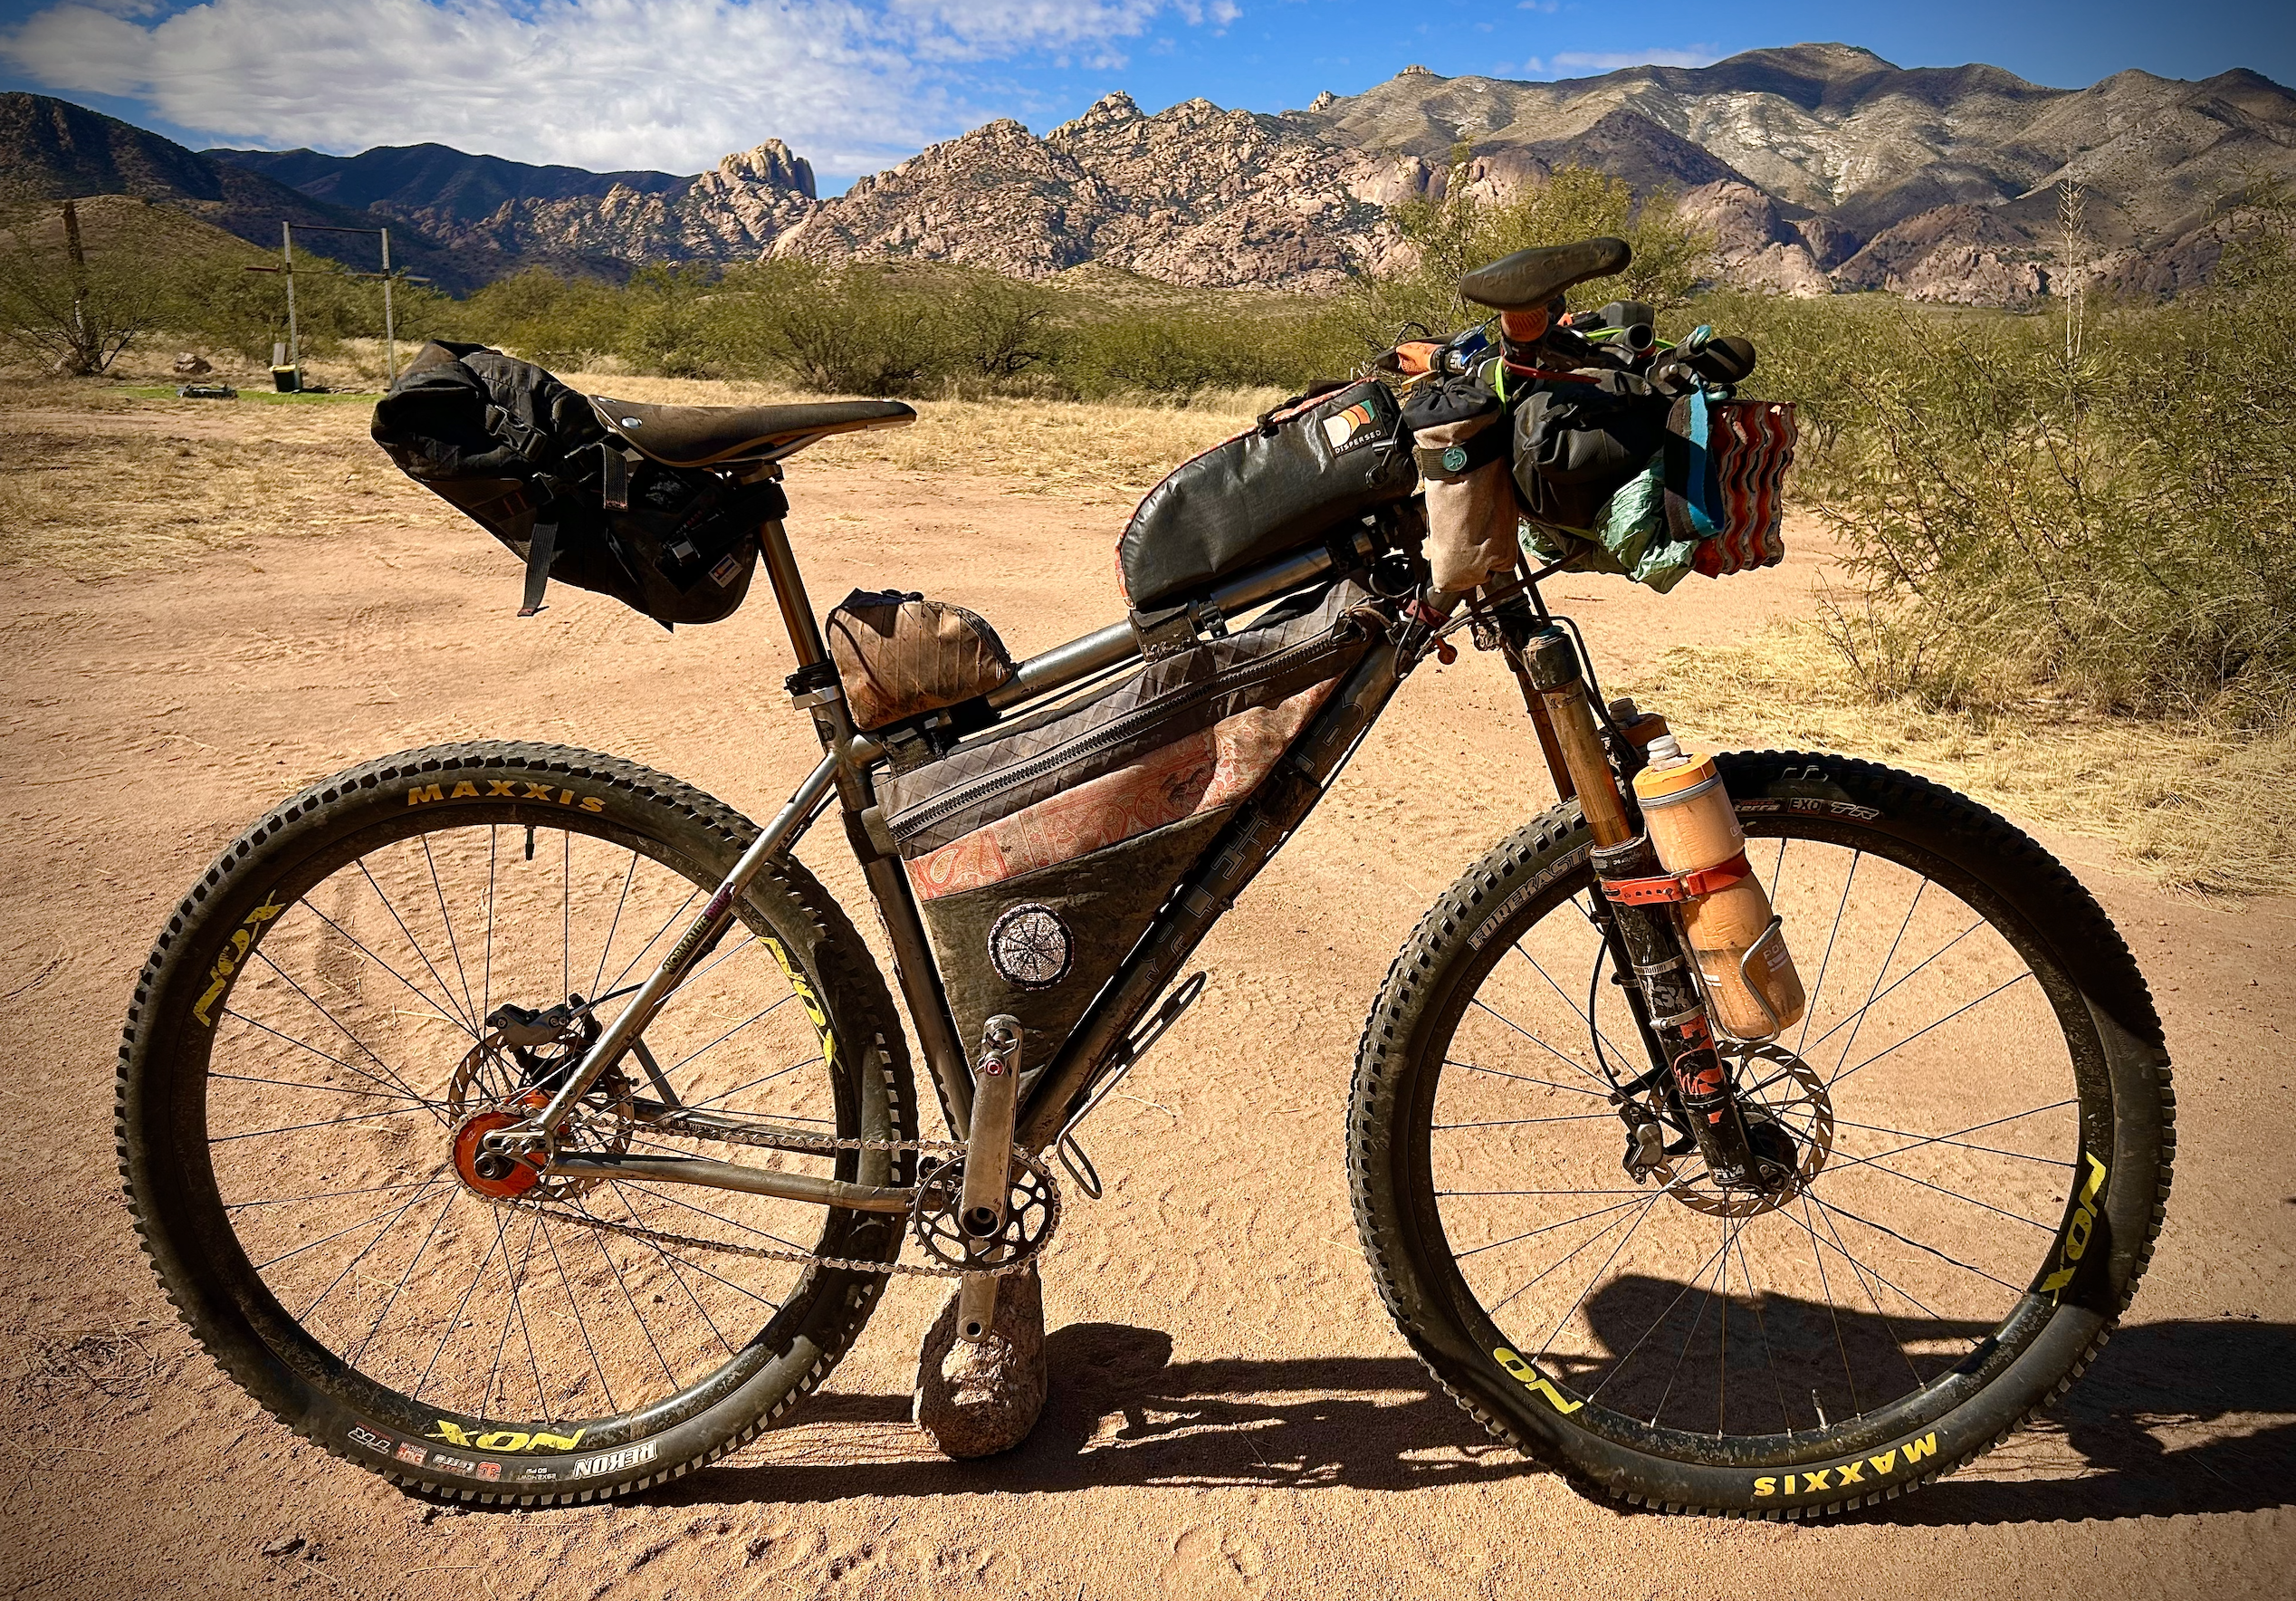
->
xmin=519 ymin=521 xmax=557 ymax=617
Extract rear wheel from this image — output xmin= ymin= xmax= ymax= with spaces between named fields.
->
xmin=1348 ymin=753 xmax=2173 ymax=1518
xmin=119 ymin=742 xmax=917 ymax=1503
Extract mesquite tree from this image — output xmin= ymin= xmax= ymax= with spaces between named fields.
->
xmin=0 ymin=199 xmax=166 ymax=375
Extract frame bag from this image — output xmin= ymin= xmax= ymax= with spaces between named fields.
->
xmin=826 ymin=590 xmax=1016 ymax=733
xmin=874 ymin=583 xmax=1374 ymax=1053
xmin=371 ymin=340 xmax=778 ymax=627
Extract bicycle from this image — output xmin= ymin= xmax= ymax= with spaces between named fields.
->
xmin=117 ymin=239 xmax=2173 ymax=1519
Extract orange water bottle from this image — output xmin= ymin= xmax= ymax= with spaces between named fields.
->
xmin=1631 ymin=738 xmax=1805 ymax=1040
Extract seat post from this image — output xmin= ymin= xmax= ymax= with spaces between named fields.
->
xmin=757 ymin=513 xmax=829 ymax=669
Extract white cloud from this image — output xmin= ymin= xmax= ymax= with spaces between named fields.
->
xmin=1547 ymin=48 xmax=1723 ymax=73
xmin=0 ymin=0 xmax=1214 ymax=173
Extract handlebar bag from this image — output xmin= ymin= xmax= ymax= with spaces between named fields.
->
xmin=1403 ymin=375 xmax=1521 ymax=593
xmin=372 ymin=340 xmax=770 ymax=627
xmin=874 ymin=582 xmax=1374 ymax=1054
xmin=827 ymin=590 xmax=1016 ymax=733
xmin=1509 ymin=369 xmax=1672 ymax=532
xmin=1118 ymin=380 xmax=1413 ymax=611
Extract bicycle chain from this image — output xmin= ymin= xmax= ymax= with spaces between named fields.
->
xmin=501 ymin=1121 xmax=1059 ymax=1280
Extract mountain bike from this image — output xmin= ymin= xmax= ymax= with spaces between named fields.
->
xmin=117 ymin=240 xmax=2173 ymax=1519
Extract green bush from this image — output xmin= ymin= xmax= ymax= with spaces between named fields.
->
xmin=1688 ymin=207 xmax=2296 ymax=729
xmin=1345 ymin=159 xmax=1713 ymax=352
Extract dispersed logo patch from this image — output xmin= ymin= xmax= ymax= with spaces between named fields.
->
xmin=1321 ymin=399 xmax=1379 ymax=454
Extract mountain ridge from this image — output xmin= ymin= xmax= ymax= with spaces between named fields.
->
xmin=6 ymin=43 xmax=2292 ymax=305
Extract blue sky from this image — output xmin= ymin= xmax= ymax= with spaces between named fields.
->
xmin=3 ymin=0 xmax=2291 ymax=189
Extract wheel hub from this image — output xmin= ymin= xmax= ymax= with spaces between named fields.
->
xmin=445 ymin=1001 xmax=635 ymax=1202
xmin=1661 ymin=1044 xmax=1836 ymax=1218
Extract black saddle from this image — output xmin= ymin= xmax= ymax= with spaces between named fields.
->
xmin=588 ymin=396 xmax=915 ymax=466
xmin=1459 ymin=237 xmax=1632 ymax=313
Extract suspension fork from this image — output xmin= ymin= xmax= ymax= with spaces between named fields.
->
xmin=1502 ymin=618 xmax=1762 ymax=1187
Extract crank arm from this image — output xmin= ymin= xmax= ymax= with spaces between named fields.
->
xmin=544 ymin=1151 xmax=914 ymax=1214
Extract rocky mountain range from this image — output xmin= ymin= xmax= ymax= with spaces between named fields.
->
xmin=7 ymin=43 xmax=2292 ymax=305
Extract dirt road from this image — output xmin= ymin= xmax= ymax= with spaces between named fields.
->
xmin=4 ymin=420 xmax=2291 ymax=1599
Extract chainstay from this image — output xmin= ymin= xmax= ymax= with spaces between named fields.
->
xmin=506 ymin=1123 xmax=1058 ymax=1279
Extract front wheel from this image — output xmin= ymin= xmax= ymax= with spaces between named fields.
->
xmin=119 ymin=743 xmax=918 ymax=1504
xmin=1348 ymin=752 xmax=2173 ymax=1519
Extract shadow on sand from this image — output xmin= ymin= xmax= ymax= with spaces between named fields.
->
xmin=673 ymin=1312 xmax=2296 ymax=1523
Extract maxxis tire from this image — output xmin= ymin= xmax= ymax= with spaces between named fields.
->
xmin=118 ymin=742 xmax=919 ymax=1506
xmin=1346 ymin=751 xmax=2174 ymax=1520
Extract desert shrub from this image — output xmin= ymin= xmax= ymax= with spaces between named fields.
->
xmin=1691 ymin=202 xmax=2296 ymax=729
xmin=1347 ymin=159 xmax=1712 ymax=350
xmin=1 ymin=199 xmax=174 ymax=373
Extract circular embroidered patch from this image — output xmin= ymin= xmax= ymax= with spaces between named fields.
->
xmin=988 ymin=904 xmax=1073 ymax=990
xmin=1440 ymin=445 xmax=1468 ymax=474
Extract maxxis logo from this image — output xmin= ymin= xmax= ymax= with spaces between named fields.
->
xmin=406 ymin=777 xmax=606 ymax=812
xmin=1752 ymin=1433 xmax=1940 ymax=1500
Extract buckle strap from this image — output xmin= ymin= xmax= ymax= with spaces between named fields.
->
xmin=1601 ymin=848 xmax=1752 ymax=906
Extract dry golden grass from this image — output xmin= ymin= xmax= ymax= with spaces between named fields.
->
xmin=557 ymin=368 xmax=1277 ymax=505
xmin=1631 ymin=623 xmax=2295 ymax=896
xmin=0 ymin=369 xmax=1275 ymax=570
xmin=8 ymin=373 xmax=2280 ymax=894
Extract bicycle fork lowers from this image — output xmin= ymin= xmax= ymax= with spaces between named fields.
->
xmin=1504 ymin=618 xmax=1780 ymax=1194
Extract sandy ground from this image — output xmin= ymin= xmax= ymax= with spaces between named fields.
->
xmin=3 ymin=410 xmax=2293 ymax=1600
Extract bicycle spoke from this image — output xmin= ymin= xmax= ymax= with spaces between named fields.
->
xmin=293 ymin=1170 xmax=453 ymax=1322
xmin=1469 ymin=998 xmax=1616 ymax=1094
xmin=588 ymin=846 xmax=640 ymax=1004
xmin=1455 ymin=1195 xmax=1651 ymax=1261
xmin=356 ymin=860 xmax=477 ymax=1034
xmin=1829 ymin=973 xmax=2034 ymax=1089
xmin=1793 ymin=850 xmax=1859 ymax=1056
xmin=419 ymin=835 xmax=480 ymax=1032
xmin=1444 ymin=1059 xmax=1614 ymax=1099
xmin=1834 ymin=1157 xmax=2057 ymax=1232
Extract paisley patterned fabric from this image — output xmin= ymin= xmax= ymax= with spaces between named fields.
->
xmin=906 ymin=682 xmax=1335 ymax=899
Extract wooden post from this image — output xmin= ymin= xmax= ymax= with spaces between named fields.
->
xmin=281 ymin=223 xmax=300 ymax=388
xmin=379 ymin=227 xmax=396 ymax=384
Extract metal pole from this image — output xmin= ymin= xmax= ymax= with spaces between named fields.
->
xmin=281 ymin=223 xmax=300 ymax=389
xmin=379 ymin=227 xmax=396 ymax=384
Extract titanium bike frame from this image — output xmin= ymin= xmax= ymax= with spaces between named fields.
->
xmin=509 ymin=480 xmax=1751 ymax=1217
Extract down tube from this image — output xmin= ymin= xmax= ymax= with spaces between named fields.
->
xmin=1016 ymin=639 xmax=1411 ymax=1150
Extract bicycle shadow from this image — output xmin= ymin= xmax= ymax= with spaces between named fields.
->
xmin=675 ymin=1312 xmax=2296 ymax=1522
xmin=681 ymin=1320 xmax=1519 ymax=1505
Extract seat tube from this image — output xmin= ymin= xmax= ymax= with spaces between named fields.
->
xmin=757 ymin=515 xmax=830 ymax=668
xmin=755 ymin=505 xmax=977 ymax=1136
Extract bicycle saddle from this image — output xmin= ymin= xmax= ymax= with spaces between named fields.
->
xmin=589 ymin=396 xmax=915 ymax=466
xmin=1458 ymin=236 xmax=1631 ymax=312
